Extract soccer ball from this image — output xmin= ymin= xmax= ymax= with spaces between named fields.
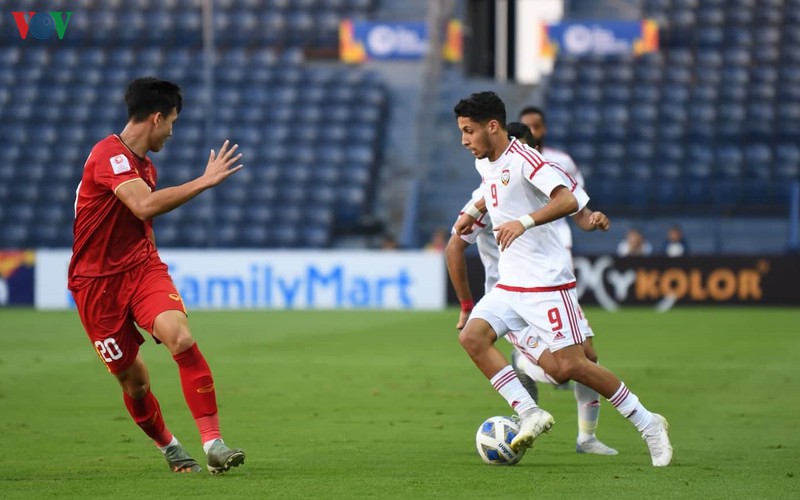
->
xmin=475 ymin=415 xmax=525 ymax=465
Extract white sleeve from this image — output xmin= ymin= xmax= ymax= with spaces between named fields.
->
xmin=547 ymin=162 xmax=589 ymax=214
xmin=525 ymin=162 xmax=569 ymax=201
xmin=453 ymin=195 xmax=492 ymax=245
xmin=571 ymin=184 xmax=590 ymax=214
xmin=560 ymin=154 xmax=585 ymax=189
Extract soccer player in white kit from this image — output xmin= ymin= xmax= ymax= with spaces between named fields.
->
xmin=446 ymin=123 xmax=617 ymax=456
xmin=452 ymin=92 xmax=672 ymax=466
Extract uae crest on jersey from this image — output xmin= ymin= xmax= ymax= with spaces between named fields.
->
xmin=501 ymin=169 xmax=510 ymax=186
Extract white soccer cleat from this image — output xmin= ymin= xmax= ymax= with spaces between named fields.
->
xmin=642 ymin=413 xmax=672 ymax=466
xmin=510 ymin=407 xmax=554 ymax=452
xmin=576 ymin=437 xmax=619 ymax=456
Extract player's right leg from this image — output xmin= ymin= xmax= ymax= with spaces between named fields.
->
xmin=465 ymin=291 xmax=554 ymax=452
xmin=132 ymin=258 xmax=246 ymax=474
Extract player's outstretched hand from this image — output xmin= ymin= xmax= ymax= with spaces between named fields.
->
xmin=588 ymin=211 xmax=610 ymax=231
xmin=454 ymin=213 xmax=476 ymax=236
xmin=493 ymin=220 xmax=526 ymax=251
xmin=203 ymin=140 xmax=244 ymax=187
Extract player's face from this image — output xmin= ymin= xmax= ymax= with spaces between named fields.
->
xmin=521 ymin=112 xmax=546 ymax=144
xmin=458 ymin=116 xmax=492 ymax=159
xmin=149 ymin=108 xmax=178 ymax=152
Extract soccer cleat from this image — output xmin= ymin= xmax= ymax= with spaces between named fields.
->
xmin=510 ymin=407 xmax=554 ymax=452
xmin=642 ymin=413 xmax=672 ymax=467
xmin=164 ymin=443 xmax=202 ymax=473
xmin=510 ymin=350 xmax=539 ymax=403
xmin=576 ymin=437 xmax=619 ymax=456
xmin=206 ymin=439 xmax=246 ymax=475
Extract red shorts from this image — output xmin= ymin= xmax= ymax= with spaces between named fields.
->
xmin=70 ymin=254 xmax=187 ymax=374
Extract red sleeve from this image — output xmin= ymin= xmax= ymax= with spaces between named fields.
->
xmin=92 ymin=143 xmax=144 ymax=193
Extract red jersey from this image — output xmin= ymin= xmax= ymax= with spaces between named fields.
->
xmin=68 ymin=135 xmax=158 ymax=283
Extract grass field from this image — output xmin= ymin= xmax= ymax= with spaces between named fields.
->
xmin=0 ymin=307 xmax=798 ymax=499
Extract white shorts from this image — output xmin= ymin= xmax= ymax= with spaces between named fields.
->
xmin=470 ymin=286 xmax=589 ymax=353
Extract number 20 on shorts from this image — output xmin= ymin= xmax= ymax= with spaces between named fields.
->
xmin=94 ymin=338 xmax=123 ymax=363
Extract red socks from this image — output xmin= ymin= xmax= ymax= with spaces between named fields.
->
xmin=123 ymin=389 xmax=173 ymax=448
xmin=173 ymin=343 xmax=221 ymax=443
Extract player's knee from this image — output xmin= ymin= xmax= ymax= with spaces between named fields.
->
xmin=558 ymin=358 xmax=592 ymax=383
xmin=545 ymin=367 xmax=570 ymax=385
xmin=459 ymin=327 xmax=490 ymax=355
xmin=170 ymin=327 xmax=195 ymax=354
xmin=122 ymin=379 xmax=150 ymax=399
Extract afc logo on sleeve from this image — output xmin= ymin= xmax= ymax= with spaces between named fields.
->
xmin=110 ymin=154 xmax=131 ymax=175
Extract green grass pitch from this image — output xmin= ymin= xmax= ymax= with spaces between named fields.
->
xmin=0 ymin=307 xmax=798 ymax=499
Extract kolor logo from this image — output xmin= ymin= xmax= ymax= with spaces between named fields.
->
xmin=12 ymin=11 xmax=72 ymax=40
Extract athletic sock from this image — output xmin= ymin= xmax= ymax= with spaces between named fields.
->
xmin=158 ymin=436 xmax=179 ymax=453
xmin=607 ymin=382 xmax=654 ymax=432
xmin=203 ymin=438 xmax=222 ymax=455
xmin=517 ymin=356 xmax=560 ymax=385
xmin=575 ymin=382 xmax=601 ymax=442
xmin=491 ymin=365 xmax=538 ymax=414
xmin=123 ymin=389 xmax=173 ymax=448
xmin=173 ymin=343 xmax=222 ymax=443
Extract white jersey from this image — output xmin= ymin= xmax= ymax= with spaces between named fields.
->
xmin=542 ymin=147 xmax=584 ymax=250
xmin=474 ymin=138 xmax=588 ymax=290
xmin=454 ymin=188 xmax=501 ymax=293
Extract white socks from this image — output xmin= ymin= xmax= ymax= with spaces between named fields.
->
xmin=575 ymin=382 xmax=602 ymax=442
xmin=608 ymin=382 xmax=654 ymax=432
xmin=203 ymin=438 xmax=222 ymax=454
xmin=515 ymin=353 xmax=559 ymax=385
xmin=491 ymin=365 xmax=538 ymax=414
xmin=158 ymin=436 xmax=179 ymax=453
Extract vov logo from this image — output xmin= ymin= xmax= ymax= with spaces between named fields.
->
xmin=12 ymin=11 xmax=72 ymax=40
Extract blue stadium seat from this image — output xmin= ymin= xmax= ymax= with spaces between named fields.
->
xmin=302 ymin=225 xmax=331 ymax=247
xmin=273 ymin=225 xmax=299 ymax=247
xmin=697 ymin=49 xmax=723 ymax=70
xmin=239 ymin=226 xmax=270 ymax=248
xmin=724 ymin=6 xmax=753 ymax=25
xmin=0 ymin=224 xmax=29 ymax=248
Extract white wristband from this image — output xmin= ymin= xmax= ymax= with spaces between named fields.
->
xmin=463 ymin=204 xmax=482 ymax=219
xmin=517 ymin=214 xmax=536 ymax=230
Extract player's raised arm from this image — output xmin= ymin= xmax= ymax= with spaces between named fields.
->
xmin=116 ymin=140 xmax=243 ymax=221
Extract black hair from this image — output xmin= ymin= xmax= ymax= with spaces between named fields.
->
xmin=518 ymin=105 xmax=545 ymax=124
xmin=453 ymin=91 xmax=506 ymax=128
xmin=506 ymin=122 xmax=535 ymax=146
xmin=125 ymin=77 xmax=183 ymax=122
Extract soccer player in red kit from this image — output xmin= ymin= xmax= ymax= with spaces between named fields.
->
xmin=69 ymin=77 xmax=246 ymax=474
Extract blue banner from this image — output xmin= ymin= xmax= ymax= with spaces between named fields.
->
xmin=542 ymin=19 xmax=658 ymax=57
xmin=340 ymin=20 xmax=462 ymax=63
